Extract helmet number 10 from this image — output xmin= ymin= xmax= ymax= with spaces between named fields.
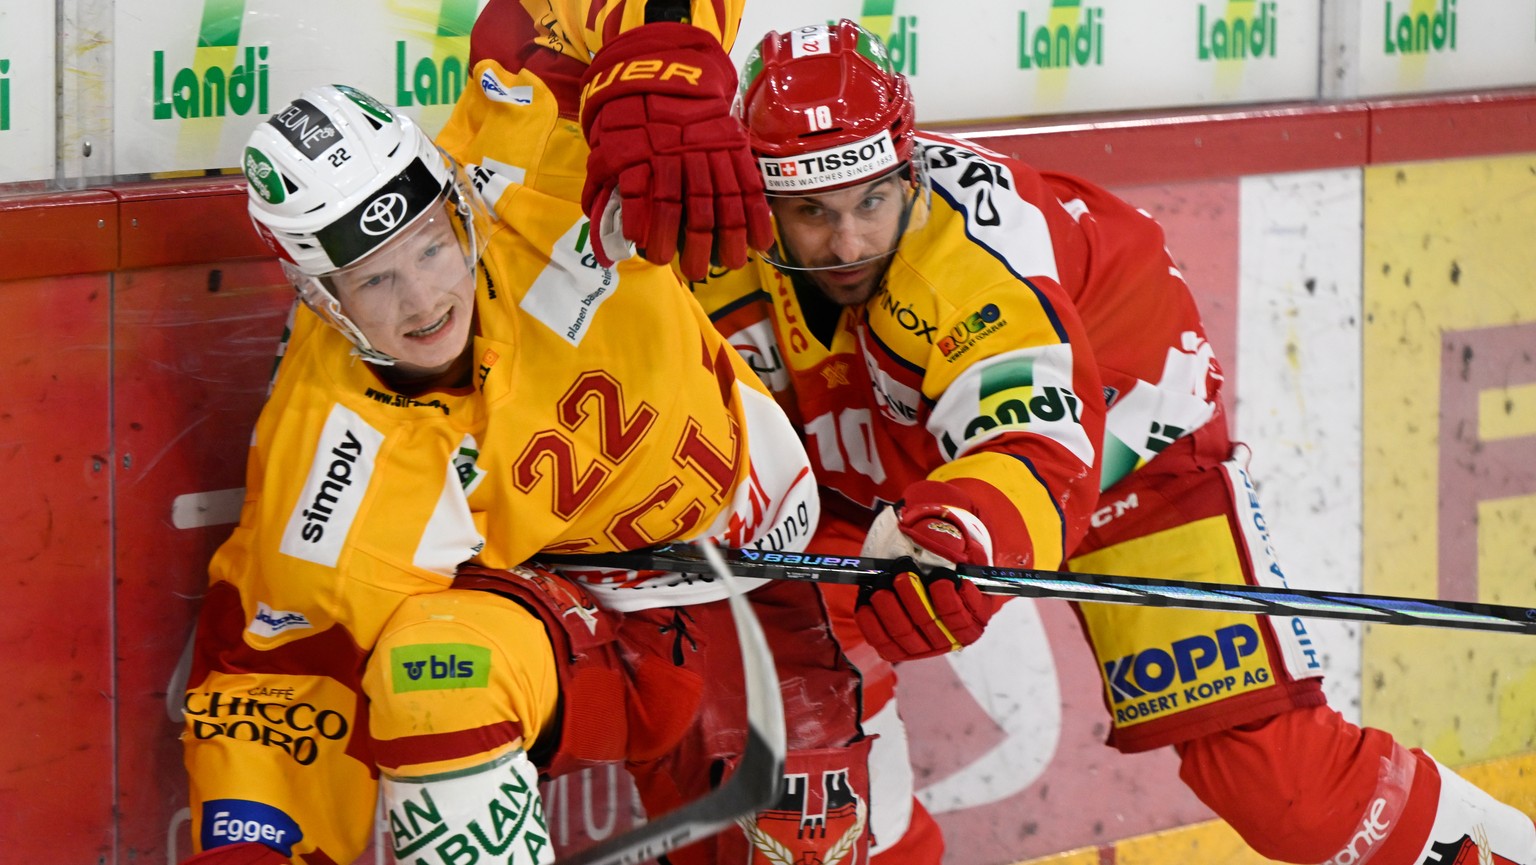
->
xmin=803 ymin=105 xmax=834 ymax=131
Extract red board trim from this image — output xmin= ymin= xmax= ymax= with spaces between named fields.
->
xmin=3 ymin=88 xmax=1534 ymax=281
xmin=0 ymin=190 xmax=119 ymax=281
xmin=946 ymin=87 xmax=1536 ymax=184
xmin=114 ymin=177 xmax=273 ymax=270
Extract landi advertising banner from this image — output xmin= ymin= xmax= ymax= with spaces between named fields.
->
xmin=1348 ymin=0 xmax=1536 ymax=97
xmin=30 ymin=0 xmax=1536 ymax=181
xmin=0 ymin=4 xmax=57 ymax=184
xmin=109 ymin=0 xmax=1325 ymax=177
xmin=112 ymin=0 xmax=489 ymax=176
xmin=736 ymin=0 xmax=1322 ymax=122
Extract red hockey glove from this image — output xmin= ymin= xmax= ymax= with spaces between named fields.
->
xmin=578 ymin=22 xmax=773 ymax=280
xmin=180 ymin=842 xmax=290 ymax=865
xmin=854 ymin=481 xmax=999 ymax=661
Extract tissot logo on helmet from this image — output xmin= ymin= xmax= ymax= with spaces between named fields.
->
xmin=757 ymin=130 xmax=896 ymax=191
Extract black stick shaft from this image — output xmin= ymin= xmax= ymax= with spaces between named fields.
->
xmin=541 ymin=545 xmax=1536 ymax=636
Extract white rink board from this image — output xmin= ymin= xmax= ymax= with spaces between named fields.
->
xmin=1345 ymin=0 xmax=1536 ymax=98
xmin=1235 ymin=169 xmax=1365 ymax=720
xmin=0 ymin=5 xmax=57 ymax=184
xmin=22 ymin=0 xmax=1536 ymax=181
xmin=111 ymin=0 xmax=489 ymax=176
xmin=732 ymin=0 xmax=1321 ymax=124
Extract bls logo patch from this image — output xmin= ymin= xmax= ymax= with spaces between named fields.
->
xmin=738 ymin=748 xmax=870 ymax=865
xmin=391 ymin=643 xmax=491 ymax=693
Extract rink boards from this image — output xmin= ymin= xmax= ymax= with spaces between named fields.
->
xmin=1 ymin=96 xmax=1534 ymax=865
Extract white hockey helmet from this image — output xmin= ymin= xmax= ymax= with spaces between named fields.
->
xmin=242 ymin=83 xmax=491 ymax=364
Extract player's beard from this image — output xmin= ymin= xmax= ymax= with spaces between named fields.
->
xmin=804 ymin=251 xmax=895 ymax=307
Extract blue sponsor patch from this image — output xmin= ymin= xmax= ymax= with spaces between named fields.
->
xmin=201 ymin=799 xmax=302 ymax=856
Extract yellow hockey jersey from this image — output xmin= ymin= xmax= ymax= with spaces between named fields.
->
xmin=693 ymin=132 xmax=1118 ymax=569
xmin=186 ymin=137 xmax=814 ymax=865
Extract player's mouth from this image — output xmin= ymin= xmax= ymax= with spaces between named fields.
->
xmin=406 ymin=308 xmax=453 ymax=340
xmin=823 ymin=265 xmax=869 ymax=286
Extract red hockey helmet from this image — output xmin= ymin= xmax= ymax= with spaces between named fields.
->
xmin=737 ymin=20 xmax=918 ymax=194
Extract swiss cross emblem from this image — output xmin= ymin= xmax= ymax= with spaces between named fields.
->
xmin=779 ymin=161 xmax=798 ymax=176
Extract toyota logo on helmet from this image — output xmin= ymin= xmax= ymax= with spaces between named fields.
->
xmin=360 ymin=192 xmax=410 ymax=236
xmin=737 ymin=19 xmax=917 ymax=193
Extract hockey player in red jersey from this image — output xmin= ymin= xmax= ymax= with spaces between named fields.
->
xmin=691 ymin=19 xmax=1536 ymax=865
xmin=179 ymin=81 xmax=872 ymax=865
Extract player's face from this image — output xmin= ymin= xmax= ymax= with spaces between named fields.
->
xmin=770 ymin=175 xmax=906 ymax=306
xmin=331 ymin=213 xmax=476 ymax=380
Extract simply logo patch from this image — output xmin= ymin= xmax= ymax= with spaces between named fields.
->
xmin=278 ymin=405 xmax=385 ymax=567
xmin=392 ymin=643 xmax=492 ymax=692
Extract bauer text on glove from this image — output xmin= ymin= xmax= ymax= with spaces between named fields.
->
xmin=578 ymin=22 xmax=773 ymax=280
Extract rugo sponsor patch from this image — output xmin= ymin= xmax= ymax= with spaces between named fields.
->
xmin=392 ymin=643 xmax=492 ymax=692
xmin=279 ymin=405 xmax=384 ymax=567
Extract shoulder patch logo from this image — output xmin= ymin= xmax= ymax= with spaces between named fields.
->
xmin=247 ymin=602 xmax=314 ymax=638
xmin=278 ymin=405 xmax=385 ymax=567
xmin=520 ymin=219 xmax=618 ymax=345
xmin=480 ymin=69 xmax=534 ymax=105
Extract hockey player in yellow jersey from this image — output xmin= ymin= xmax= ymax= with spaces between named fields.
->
xmin=179 ymin=82 xmax=873 ymax=865
xmin=465 ymin=0 xmax=772 ymax=281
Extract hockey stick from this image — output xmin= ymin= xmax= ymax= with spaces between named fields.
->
xmin=538 ymin=545 xmax=1536 ymax=636
xmin=554 ymin=540 xmax=787 ymax=865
